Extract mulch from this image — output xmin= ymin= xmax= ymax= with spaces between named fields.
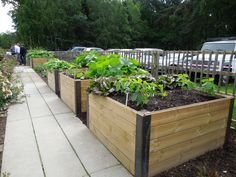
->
xmin=110 ymin=89 xmax=220 ymax=111
xmin=0 ymin=115 xmax=7 ymax=173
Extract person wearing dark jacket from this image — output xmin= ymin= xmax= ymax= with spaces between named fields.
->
xmin=20 ymin=45 xmax=27 ymax=65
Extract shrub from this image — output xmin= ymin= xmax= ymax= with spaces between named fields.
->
xmin=34 ymin=64 xmax=47 ymax=78
xmin=0 ymin=59 xmax=17 ymax=79
xmin=0 ymin=71 xmax=23 ymax=109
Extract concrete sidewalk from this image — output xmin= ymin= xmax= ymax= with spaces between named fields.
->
xmin=1 ymin=66 xmax=132 ymax=177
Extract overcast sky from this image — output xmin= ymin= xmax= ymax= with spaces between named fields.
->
xmin=0 ymin=2 xmax=15 ymax=33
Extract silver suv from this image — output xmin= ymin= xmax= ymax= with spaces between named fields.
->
xmin=191 ymin=39 xmax=236 ymax=73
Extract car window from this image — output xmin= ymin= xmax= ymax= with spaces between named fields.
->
xmin=201 ymin=43 xmax=235 ymax=52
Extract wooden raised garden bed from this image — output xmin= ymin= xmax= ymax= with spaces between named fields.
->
xmin=88 ymin=93 xmax=233 ymax=177
xmin=47 ymin=70 xmax=60 ymax=97
xmin=30 ymin=58 xmax=48 ymax=68
xmin=60 ymin=73 xmax=90 ymax=122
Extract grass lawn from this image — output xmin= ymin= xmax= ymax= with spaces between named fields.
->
xmin=218 ymin=84 xmax=236 ymax=120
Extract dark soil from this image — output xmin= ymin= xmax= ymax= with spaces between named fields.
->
xmin=0 ymin=117 xmax=6 ymax=145
xmin=110 ymin=89 xmax=221 ymax=111
xmin=155 ymin=129 xmax=236 ymax=177
xmin=0 ymin=116 xmax=7 ymax=173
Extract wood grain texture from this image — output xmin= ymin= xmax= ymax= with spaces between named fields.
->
xmin=80 ymin=80 xmax=90 ymax=112
xmin=89 ymin=123 xmax=135 ymax=174
xmin=89 ymin=94 xmax=137 ymax=124
xmin=148 ymin=98 xmax=232 ymax=177
xmin=149 ymin=136 xmax=224 ymax=176
xmin=60 ymin=73 xmax=76 ymax=112
xmin=89 ymin=94 xmax=136 ymax=174
xmin=47 ymin=71 xmax=56 ymax=92
xmin=31 ymin=58 xmax=48 ymax=68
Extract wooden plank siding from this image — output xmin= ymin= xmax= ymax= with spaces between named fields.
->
xmin=31 ymin=58 xmax=48 ymax=68
xmin=89 ymin=94 xmax=137 ymax=174
xmin=47 ymin=71 xmax=56 ymax=92
xmin=148 ymin=97 xmax=231 ymax=176
xmin=59 ymin=73 xmax=90 ymax=121
xmin=60 ymin=73 xmax=76 ymax=112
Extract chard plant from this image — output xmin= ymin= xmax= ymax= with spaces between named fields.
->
xmin=89 ymin=77 xmax=117 ymax=96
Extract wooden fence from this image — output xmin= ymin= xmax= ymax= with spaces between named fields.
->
xmin=53 ymin=50 xmax=236 ymax=96
xmin=53 ymin=51 xmax=79 ymax=62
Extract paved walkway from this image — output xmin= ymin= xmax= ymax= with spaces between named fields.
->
xmin=1 ymin=66 xmax=132 ymax=177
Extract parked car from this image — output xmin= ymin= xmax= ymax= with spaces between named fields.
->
xmin=131 ymin=48 xmax=165 ymax=69
xmin=71 ymin=47 xmax=86 ymax=52
xmin=83 ymin=47 xmax=104 ymax=52
xmin=189 ymin=39 xmax=236 ymax=72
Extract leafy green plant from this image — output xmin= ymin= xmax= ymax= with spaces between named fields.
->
xmin=199 ymin=78 xmax=216 ymax=96
xmin=115 ymin=77 xmax=166 ymax=106
xmin=176 ymin=74 xmax=196 ymax=90
xmin=65 ymin=67 xmax=88 ymax=79
xmin=89 ymin=77 xmax=117 ymax=96
xmin=157 ymin=75 xmax=179 ymax=89
xmin=0 ymin=58 xmax=17 ymax=79
xmin=86 ymin=54 xmax=148 ymax=78
xmin=34 ymin=64 xmax=47 ymax=78
xmin=27 ymin=49 xmax=54 ymax=59
xmin=90 ymin=75 xmax=166 ymax=106
xmin=73 ymin=51 xmax=100 ymax=67
xmin=43 ymin=58 xmax=73 ymax=72
xmin=0 ymin=48 xmax=6 ymax=60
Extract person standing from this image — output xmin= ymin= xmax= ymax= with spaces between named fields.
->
xmin=11 ymin=43 xmax=21 ymax=64
xmin=20 ymin=45 xmax=27 ymax=65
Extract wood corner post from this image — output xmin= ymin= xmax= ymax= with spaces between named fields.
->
xmin=135 ymin=114 xmax=151 ymax=177
xmin=224 ymin=97 xmax=234 ymax=147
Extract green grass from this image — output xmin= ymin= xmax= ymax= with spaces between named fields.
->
xmin=218 ymin=84 xmax=236 ymax=120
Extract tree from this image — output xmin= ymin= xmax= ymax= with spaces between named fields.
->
xmin=0 ymin=32 xmax=17 ymax=49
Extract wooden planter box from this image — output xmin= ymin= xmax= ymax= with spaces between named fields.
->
xmin=88 ymin=93 xmax=234 ymax=177
xmin=47 ymin=70 xmax=60 ymax=97
xmin=60 ymin=73 xmax=90 ymax=122
xmin=30 ymin=58 xmax=48 ymax=68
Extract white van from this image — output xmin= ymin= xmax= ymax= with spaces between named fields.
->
xmin=190 ymin=40 xmax=236 ymax=72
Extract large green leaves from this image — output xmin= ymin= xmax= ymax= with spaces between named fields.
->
xmin=43 ymin=58 xmax=73 ymax=72
xmin=73 ymin=51 xmax=100 ymax=67
xmin=86 ymin=54 xmax=147 ymax=78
